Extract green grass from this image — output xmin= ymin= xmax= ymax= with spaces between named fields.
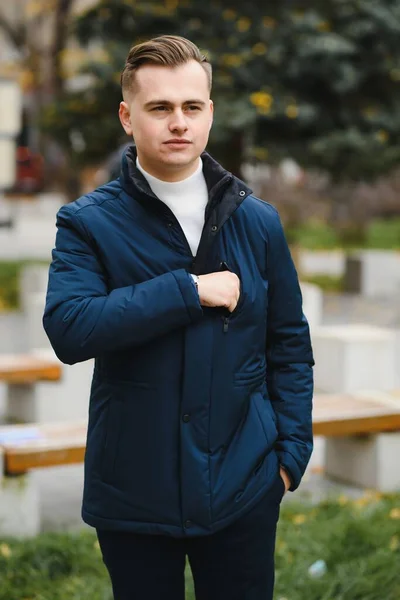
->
xmin=274 ymin=492 xmax=400 ymax=600
xmin=287 ymin=218 xmax=400 ymax=251
xmin=0 ymin=260 xmax=49 ymax=311
xmin=301 ymin=273 xmax=344 ymax=293
xmin=0 ymin=261 xmax=21 ymax=311
xmin=287 ymin=221 xmax=340 ymax=250
xmin=365 ymin=218 xmax=400 ymax=250
xmin=0 ymin=492 xmax=399 ymax=599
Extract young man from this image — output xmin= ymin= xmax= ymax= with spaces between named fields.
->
xmin=43 ymin=35 xmax=314 ymax=600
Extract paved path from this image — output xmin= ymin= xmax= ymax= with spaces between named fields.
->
xmin=323 ymin=292 xmax=400 ymax=328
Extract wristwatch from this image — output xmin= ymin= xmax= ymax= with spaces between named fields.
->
xmin=190 ymin=273 xmax=200 ymax=291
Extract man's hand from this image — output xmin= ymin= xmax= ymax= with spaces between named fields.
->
xmin=279 ymin=467 xmax=291 ymax=495
xmin=197 ymin=272 xmax=240 ymax=313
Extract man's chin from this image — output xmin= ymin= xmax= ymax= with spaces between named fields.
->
xmin=161 ymin=155 xmax=199 ymax=169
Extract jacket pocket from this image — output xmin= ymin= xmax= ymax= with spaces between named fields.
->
xmin=211 ymin=387 xmax=278 ymax=520
xmin=101 ymin=395 xmax=123 ymax=484
xmin=234 ymin=367 xmax=266 ymax=389
xmin=253 ymin=390 xmax=278 ymax=445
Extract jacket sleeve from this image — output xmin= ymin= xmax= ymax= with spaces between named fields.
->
xmin=265 ymin=206 xmax=314 ymax=491
xmin=43 ymin=206 xmax=203 ymax=365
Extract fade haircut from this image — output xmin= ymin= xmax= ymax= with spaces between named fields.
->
xmin=121 ymin=35 xmax=212 ymax=99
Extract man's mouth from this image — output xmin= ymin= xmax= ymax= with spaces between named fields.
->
xmin=164 ymin=139 xmax=192 ymax=144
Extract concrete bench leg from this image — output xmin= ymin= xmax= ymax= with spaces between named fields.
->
xmin=325 ymin=432 xmax=400 ymax=492
xmin=5 ymin=384 xmax=37 ymax=423
xmin=5 ymin=354 xmax=92 ymax=424
xmin=344 ymin=250 xmax=400 ymax=298
xmin=0 ymin=448 xmax=40 ymax=538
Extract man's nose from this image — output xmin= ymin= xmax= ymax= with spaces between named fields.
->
xmin=169 ymin=110 xmax=188 ymax=132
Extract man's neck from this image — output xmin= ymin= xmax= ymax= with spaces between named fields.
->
xmin=136 ymin=155 xmax=201 ymax=183
xmin=137 ymin=157 xmax=202 ymax=185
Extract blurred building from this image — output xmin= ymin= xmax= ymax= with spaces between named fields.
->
xmin=0 ymin=0 xmax=99 ymax=81
xmin=0 ymin=0 xmax=100 ymax=192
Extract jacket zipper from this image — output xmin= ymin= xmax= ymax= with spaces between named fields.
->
xmin=166 ymin=209 xmax=234 ymax=333
xmin=222 ymin=305 xmax=241 ymax=333
xmin=161 ymin=180 xmax=245 ymax=335
xmin=163 ymin=175 xmax=234 ymax=263
xmin=220 ymin=261 xmax=241 ymax=333
xmin=223 ymin=316 xmax=230 ymax=333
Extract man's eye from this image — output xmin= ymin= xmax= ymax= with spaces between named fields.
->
xmin=187 ymin=105 xmax=200 ymax=111
xmin=153 ymin=106 xmax=167 ymax=111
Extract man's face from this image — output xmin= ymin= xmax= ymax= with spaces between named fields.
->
xmin=119 ymin=60 xmax=213 ymax=181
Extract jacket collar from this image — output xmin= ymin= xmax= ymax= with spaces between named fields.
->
xmin=119 ymin=144 xmax=252 ymax=219
xmin=118 ymin=144 xmax=253 ymax=273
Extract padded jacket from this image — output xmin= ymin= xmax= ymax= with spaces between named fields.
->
xmin=43 ymin=146 xmax=314 ymax=537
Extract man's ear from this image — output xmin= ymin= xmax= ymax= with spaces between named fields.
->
xmin=119 ymin=101 xmax=132 ymax=136
xmin=209 ymin=100 xmax=214 ymax=130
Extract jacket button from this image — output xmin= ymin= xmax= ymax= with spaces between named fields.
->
xmin=182 ymin=414 xmax=191 ymax=423
xmin=184 ymin=520 xmax=192 ymax=528
xmin=239 ymin=191 xmax=246 ymax=197
xmin=211 ymin=225 xmax=217 ymax=232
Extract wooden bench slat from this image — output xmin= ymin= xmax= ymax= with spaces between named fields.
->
xmin=0 ymin=393 xmax=399 ymax=474
xmin=0 ymin=354 xmax=62 ymax=384
xmin=313 ymin=414 xmax=400 ymax=436
xmin=6 ymin=447 xmax=86 ymax=474
xmin=0 ymin=421 xmax=87 ymax=474
xmin=312 ymin=393 xmax=400 ymax=436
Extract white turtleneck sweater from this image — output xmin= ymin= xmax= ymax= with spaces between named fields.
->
xmin=136 ymin=157 xmax=208 ymax=256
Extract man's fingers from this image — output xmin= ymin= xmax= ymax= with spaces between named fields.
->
xmin=228 ymin=296 xmax=239 ymax=313
xmin=197 ymin=271 xmax=241 ymax=311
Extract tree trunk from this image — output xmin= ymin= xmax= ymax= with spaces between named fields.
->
xmin=51 ymin=0 xmax=76 ymax=95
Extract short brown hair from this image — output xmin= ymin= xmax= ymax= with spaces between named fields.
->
xmin=121 ymin=35 xmax=212 ymax=98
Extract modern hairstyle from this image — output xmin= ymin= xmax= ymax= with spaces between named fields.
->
xmin=121 ymin=35 xmax=212 ymax=98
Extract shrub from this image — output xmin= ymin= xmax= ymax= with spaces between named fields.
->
xmin=366 ymin=218 xmax=400 ymax=249
xmin=287 ymin=221 xmax=340 ymax=250
xmin=0 ymin=261 xmax=49 ymax=312
xmin=0 ymin=262 xmax=20 ymax=311
xmin=301 ymin=274 xmax=344 ymax=293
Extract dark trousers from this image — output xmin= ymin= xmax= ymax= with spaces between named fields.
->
xmin=96 ymin=472 xmax=285 ymax=600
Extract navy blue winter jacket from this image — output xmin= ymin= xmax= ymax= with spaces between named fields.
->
xmin=43 ymin=146 xmax=314 ymax=537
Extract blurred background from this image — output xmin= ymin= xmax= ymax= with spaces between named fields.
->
xmin=1 ymin=0 xmax=400 ymax=291
xmin=0 ymin=2 xmax=400 ymax=599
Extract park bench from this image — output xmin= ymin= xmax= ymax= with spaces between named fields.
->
xmin=312 ymin=391 xmax=400 ymax=436
xmin=0 ymin=353 xmax=63 ymax=425
xmin=312 ymin=391 xmax=400 ymax=492
xmin=0 ymin=390 xmax=398 ymax=475
xmin=0 ymin=391 xmax=399 ymax=537
xmin=0 ymin=351 xmax=93 ymax=424
xmin=0 ymin=420 xmax=87 ymax=475
xmin=0 ymin=419 xmax=87 ymax=538
xmin=0 ymin=353 xmax=62 ymax=385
